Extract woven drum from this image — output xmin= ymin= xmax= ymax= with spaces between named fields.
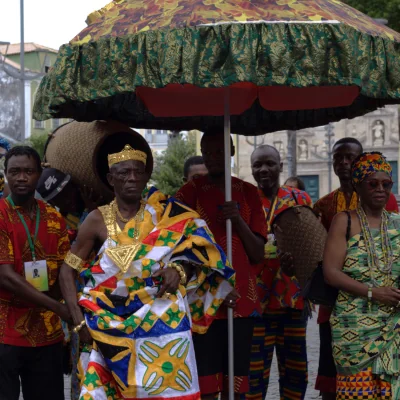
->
xmin=44 ymin=120 xmax=153 ymax=203
xmin=272 ymin=205 xmax=327 ymax=290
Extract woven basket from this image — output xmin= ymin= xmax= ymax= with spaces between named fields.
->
xmin=43 ymin=120 xmax=153 ymax=203
xmin=272 ymin=205 xmax=327 ymax=290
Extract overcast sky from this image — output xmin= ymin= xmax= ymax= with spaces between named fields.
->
xmin=0 ymin=0 xmax=108 ymax=50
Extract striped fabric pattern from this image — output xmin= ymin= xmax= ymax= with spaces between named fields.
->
xmin=241 ymin=309 xmax=308 ymax=400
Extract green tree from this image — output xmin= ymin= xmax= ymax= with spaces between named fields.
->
xmin=152 ymin=134 xmax=196 ymax=196
xmin=25 ymin=132 xmax=49 ymax=159
xmin=342 ymin=0 xmax=400 ymax=32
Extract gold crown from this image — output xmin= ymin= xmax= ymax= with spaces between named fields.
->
xmin=108 ymin=145 xmax=147 ymax=168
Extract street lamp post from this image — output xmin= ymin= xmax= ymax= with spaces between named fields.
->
xmin=20 ymin=0 xmax=25 ymax=140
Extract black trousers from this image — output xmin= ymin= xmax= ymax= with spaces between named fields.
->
xmin=0 ymin=342 xmax=64 ymax=400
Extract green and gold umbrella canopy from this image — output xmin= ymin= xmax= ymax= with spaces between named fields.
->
xmin=33 ymin=0 xmax=400 ymax=134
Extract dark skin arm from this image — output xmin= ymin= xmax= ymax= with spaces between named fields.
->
xmin=220 ymin=201 xmax=265 ymax=264
xmin=324 ymin=212 xmax=400 ymax=306
xmin=0 ymin=264 xmax=71 ymax=322
xmin=60 ymin=210 xmax=102 ymax=343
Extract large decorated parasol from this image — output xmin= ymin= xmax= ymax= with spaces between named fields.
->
xmin=33 ymin=1 xmax=400 ymax=398
xmin=33 ymin=0 xmax=400 ymax=134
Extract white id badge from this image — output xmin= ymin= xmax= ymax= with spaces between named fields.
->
xmin=24 ymin=260 xmax=49 ymax=292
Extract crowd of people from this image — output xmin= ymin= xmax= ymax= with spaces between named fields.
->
xmin=0 ymin=129 xmax=399 ymax=400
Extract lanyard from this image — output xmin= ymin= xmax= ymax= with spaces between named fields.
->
xmin=266 ymin=195 xmax=278 ymax=233
xmin=7 ymin=196 xmax=40 ymax=262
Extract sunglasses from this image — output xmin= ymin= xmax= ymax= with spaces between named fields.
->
xmin=364 ymin=179 xmax=393 ymax=191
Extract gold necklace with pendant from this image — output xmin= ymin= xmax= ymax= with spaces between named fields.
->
xmin=105 ymin=199 xmax=146 ymax=273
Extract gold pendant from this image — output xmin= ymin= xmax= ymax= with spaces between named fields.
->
xmin=105 ymin=243 xmax=142 ymax=273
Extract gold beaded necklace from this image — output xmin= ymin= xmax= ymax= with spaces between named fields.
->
xmin=111 ymin=199 xmax=145 ymax=225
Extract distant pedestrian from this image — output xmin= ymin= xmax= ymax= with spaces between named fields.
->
xmin=0 ymin=137 xmax=11 ymax=199
xmin=0 ymin=146 xmax=71 ymax=400
xmin=284 ymin=176 xmax=306 ymax=191
xmin=183 ymin=155 xmax=208 ymax=182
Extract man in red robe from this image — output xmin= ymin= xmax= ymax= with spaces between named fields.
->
xmin=176 ymin=132 xmax=267 ymax=400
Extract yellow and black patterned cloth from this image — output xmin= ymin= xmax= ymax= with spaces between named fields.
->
xmin=331 ymin=214 xmax=400 ymax=399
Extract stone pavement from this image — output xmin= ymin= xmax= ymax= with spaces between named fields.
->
xmin=21 ymin=312 xmax=320 ymax=400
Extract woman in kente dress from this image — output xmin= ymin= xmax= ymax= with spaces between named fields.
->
xmin=324 ymin=152 xmax=400 ymax=399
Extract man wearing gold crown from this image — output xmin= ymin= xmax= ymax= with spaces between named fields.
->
xmin=59 ymin=142 xmax=236 ymax=400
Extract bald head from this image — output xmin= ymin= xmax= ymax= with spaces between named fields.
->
xmin=251 ymin=145 xmax=281 ymax=163
xmin=251 ymin=145 xmax=282 ymax=191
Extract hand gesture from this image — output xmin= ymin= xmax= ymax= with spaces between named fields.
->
xmin=220 ymin=201 xmax=241 ymax=225
xmin=153 ymin=268 xmax=181 ymax=299
xmin=223 ymin=288 xmax=241 ymax=308
xmin=372 ymin=287 xmax=400 ymax=307
xmin=279 ymin=252 xmax=295 ymax=277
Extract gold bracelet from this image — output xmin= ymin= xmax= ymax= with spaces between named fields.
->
xmin=65 ymin=251 xmax=85 ymax=273
xmin=168 ymin=262 xmax=187 ymax=286
xmin=72 ymin=320 xmax=86 ymax=334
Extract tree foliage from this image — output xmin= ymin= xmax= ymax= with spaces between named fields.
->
xmin=25 ymin=132 xmax=49 ymax=159
xmin=152 ymin=134 xmax=196 ymax=196
xmin=342 ymin=0 xmax=400 ymax=33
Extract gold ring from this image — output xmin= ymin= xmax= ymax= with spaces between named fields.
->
xmin=162 ymin=292 xmax=172 ymax=300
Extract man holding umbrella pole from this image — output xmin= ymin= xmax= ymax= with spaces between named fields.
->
xmin=177 ymin=131 xmax=267 ymax=400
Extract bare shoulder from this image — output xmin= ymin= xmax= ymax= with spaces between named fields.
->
xmin=79 ymin=209 xmax=105 ymax=235
xmin=330 ymin=211 xmax=351 ymax=233
xmin=84 ymin=208 xmax=104 ymax=226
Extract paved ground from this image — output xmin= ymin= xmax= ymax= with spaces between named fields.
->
xmin=21 ymin=312 xmax=320 ymax=400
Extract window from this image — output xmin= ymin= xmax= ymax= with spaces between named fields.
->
xmin=52 ymin=119 xmax=61 ymax=129
xmin=44 ymin=55 xmax=51 ymax=73
xmin=34 ymin=120 xmax=44 ymax=129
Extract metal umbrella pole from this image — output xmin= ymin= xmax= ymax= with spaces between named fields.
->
xmin=223 ymin=87 xmax=234 ymax=400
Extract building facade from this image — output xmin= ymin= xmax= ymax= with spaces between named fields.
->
xmin=236 ymin=105 xmax=400 ymax=203
xmin=0 ymin=43 xmax=70 ymax=141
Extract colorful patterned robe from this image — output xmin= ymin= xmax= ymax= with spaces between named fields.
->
xmin=77 ymin=187 xmax=235 ymax=400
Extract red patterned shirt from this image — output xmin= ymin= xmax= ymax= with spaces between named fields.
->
xmin=258 ymin=186 xmax=313 ymax=311
xmin=176 ymin=176 xmax=267 ymax=318
xmin=0 ymin=198 xmax=70 ymax=347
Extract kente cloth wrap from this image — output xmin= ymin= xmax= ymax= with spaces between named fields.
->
xmin=351 ymin=152 xmax=392 ymax=185
xmin=176 ymin=176 xmax=267 ymax=318
xmin=314 ymin=190 xmax=399 ymax=394
xmin=337 ymin=368 xmax=392 ymax=400
xmin=331 ymin=214 xmax=400 ymax=399
xmin=77 ymin=187 xmax=235 ymax=399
